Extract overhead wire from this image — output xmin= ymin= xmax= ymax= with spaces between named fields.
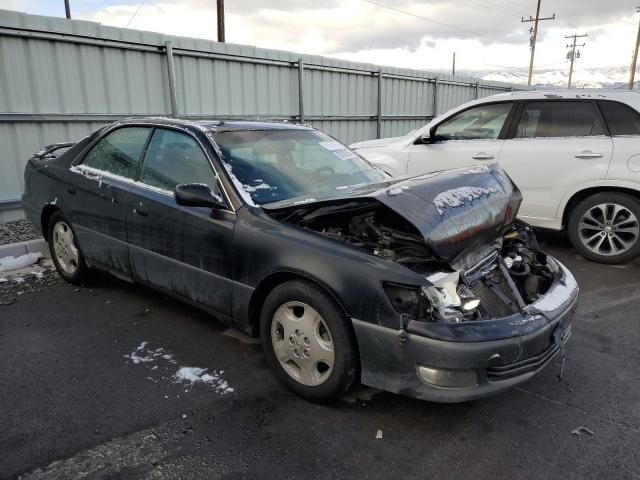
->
xmin=125 ymin=0 xmax=147 ymax=28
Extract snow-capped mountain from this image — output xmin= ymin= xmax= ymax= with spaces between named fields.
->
xmin=477 ymin=65 xmax=633 ymax=89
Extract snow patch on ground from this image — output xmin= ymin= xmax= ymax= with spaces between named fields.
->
xmin=125 ymin=342 xmax=177 ymax=365
xmin=433 ymin=186 xmax=497 ymax=215
xmin=125 ymin=342 xmax=234 ymax=395
xmin=174 ymin=367 xmax=234 ymax=394
xmin=0 ymin=252 xmax=42 ymax=272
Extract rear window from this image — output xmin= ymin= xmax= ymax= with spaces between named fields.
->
xmin=599 ymin=100 xmax=640 ymax=136
xmin=516 ymin=101 xmax=605 ymax=138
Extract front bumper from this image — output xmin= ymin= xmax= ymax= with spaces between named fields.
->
xmin=352 ymin=258 xmax=579 ymax=403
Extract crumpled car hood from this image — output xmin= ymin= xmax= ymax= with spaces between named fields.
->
xmin=367 ymin=165 xmax=522 ymax=268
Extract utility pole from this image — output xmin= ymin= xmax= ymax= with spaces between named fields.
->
xmin=452 ymin=51 xmax=456 ymax=76
xmin=64 ymin=0 xmax=71 ymax=19
xmin=629 ymin=6 xmax=640 ymax=89
xmin=217 ymin=0 xmax=225 ymax=42
xmin=565 ymin=33 xmax=587 ymax=89
xmin=521 ymin=0 xmax=555 ymax=86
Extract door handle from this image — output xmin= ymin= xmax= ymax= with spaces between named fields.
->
xmin=575 ymin=151 xmax=603 ymax=159
xmin=471 ymin=152 xmax=495 ymax=160
xmin=133 ymin=202 xmax=148 ymax=217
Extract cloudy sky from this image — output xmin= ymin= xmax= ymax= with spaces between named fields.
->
xmin=3 ymin=0 xmax=639 ymax=80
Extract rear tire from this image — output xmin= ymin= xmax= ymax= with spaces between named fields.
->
xmin=259 ymin=280 xmax=358 ymax=402
xmin=568 ymin=192 xmax=640 ymax=264
xmin=48 ymin=211 xmax=89 ymax=284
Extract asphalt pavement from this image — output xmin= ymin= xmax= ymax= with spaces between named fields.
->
xmin=1 ymin=233 xmax=639 ymax=479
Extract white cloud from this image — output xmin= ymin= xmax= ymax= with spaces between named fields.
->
xmin=5 ymin=0 xmax=640 ymax=84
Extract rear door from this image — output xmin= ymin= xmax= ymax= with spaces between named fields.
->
xmin=598 ymin=100 xmax=640 ymax=185
xmin=407 ymin=102 xmax=513 ymax=175
xmin=498 ymin=100 xmax=613 ymax=224
xmin=69 ymin=126 xmax=152 ymax=278
xmin=123 ymin=127 xmax=236 ymax=316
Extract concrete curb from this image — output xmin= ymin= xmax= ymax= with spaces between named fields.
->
xmin=0 ymin=238 xmax=50 ymax=260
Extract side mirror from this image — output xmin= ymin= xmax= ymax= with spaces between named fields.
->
xmin=175 ymin=183 xmax=226 ymax=209
xmin=417 ymin=127 xmax=437 ymax=145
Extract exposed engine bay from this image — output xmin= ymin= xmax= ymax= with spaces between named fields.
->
xmin=270 ymin=199 xmax=556 ymax=323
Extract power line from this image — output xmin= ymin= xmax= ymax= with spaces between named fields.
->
xmin=565 ymin=33 xmax=587 ymax=89
xmin=521 ymin=0 xmax=556 ymax=86
xmin=125 ymin=0 xmax=146 ymax=28
xmin=360 ymin=0 xmax=519 ymax=45
xmin=473 ymin=0 xmax=523 ymax=17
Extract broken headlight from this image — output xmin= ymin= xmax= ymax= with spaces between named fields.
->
xmin=422 ymin=271 xmax=480 ymax=323
xmin=383 ymin=283 xmax=432 ymax=320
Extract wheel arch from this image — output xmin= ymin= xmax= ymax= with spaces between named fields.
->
xmin=41 ymin=204 xmax=61 ymax=240
xmin=247 ymin=270 xmax=351 ymax=337
xmin=561 ymin=186 xmax=640 ymax=228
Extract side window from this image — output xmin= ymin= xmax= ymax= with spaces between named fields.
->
xmin=82 ymin=127 xmax=151 ymax=179
xmin=140 ymin=129 xmax=219 ymax=194
xmin=516 ymin=101 xmax=605 ymax=138
xmin=599 ymin=100 xmax=640 ymax=136
xmin=435 ymin=103 xmax=512 ymax=141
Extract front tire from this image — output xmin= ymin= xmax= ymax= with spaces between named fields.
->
xmin=568 ymin=193 xmax=640 ymax=264
xmin=48 ymin=211 xmax=89 ymax=284
xmin=259 ymin=280 xmax=358 ymax=402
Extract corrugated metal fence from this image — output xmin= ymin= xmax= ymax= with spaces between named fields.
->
xmin=0 ymin=9 xmax=525 ymax=220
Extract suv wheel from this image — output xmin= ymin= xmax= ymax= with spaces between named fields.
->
xmin=48 ymin=211 xmax=89 ymax=284
xmin=568 ymin=192 xmax=640 ymax=264
xmin=260 ymin=280 xmax=358 ymax=402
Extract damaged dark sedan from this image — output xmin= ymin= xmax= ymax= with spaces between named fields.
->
xmin=22 ymin=118 xmax=579 ymax=403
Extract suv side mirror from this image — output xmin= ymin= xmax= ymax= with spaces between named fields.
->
xmin=175 ymin=183 xmax=226 ymax=209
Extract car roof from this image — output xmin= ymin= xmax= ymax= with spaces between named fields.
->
xmin=467 ymin=89 xmax=640 ymax=108
xmin=117 ymin=116 xmax=313 ymax=132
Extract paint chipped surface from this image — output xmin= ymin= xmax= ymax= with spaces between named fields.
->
xmin=460 ymin=165 xmax=491 ymax=175
xmin=433 ymin=186 xmax=498 ymax=215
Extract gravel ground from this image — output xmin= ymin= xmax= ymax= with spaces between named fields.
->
xmin=0 ymin=219 xmax=39 ymax=246
xmin=0 ymin=258 xmax=60 ymax=306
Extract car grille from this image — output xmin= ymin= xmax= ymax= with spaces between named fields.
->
xmin=486 ymin=327 xmax=571 ymax=381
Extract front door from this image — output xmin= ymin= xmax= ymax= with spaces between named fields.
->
xmin=499 ymin=100 xmax=613 ymax=223
xmin=69 ymin=126 xmax=152 ymax=278
xmin=124 ymin=127 xmax=236 ymax=317
xmin=407 ymin=102 xmax=513 ymax=175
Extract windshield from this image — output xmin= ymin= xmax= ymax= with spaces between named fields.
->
xmin=212 ymin=129 xmax=387 ymax=205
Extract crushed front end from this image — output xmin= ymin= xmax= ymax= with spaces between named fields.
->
xmin=267 ymin=165 xmax=579 ymax=402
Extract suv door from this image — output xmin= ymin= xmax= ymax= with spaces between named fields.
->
xmin=499 ymin=100 xmax=613 ymax=225
xmin=70 ymin=126 xmax=152 ymax=278
xmin=598 ymin=100 xmax=640 ymax=185
xmin=123 ymin=127 xmax=236 ymax=316
xmin=407 ymin=102 xmax=513 ymax=175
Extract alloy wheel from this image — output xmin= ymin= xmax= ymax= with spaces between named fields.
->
xmin=577 ymin=203 xmax=640 ymax=256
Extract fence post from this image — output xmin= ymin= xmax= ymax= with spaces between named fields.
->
xmin=298 ymin=58 xmax=305 ymax=124
xmin=376 ymin=69 xmax=383 ymax=139
xmin=432 ymin=76 xmax=439 ymax=117
xmin=165 ymin=41 xmax=178 ymax=117
xmin=474 ymin=82 xmax=479 ymax=100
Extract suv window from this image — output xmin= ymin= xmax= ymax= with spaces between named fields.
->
xmin=599 ymin=100 xmax=640 ymax=136
xmin=516 ymin=101 xmax=605 ymax=138
xmin=140 ymin=129 xmax=219 ymax=193
xmin=435 ymin=103 xmax=512 ymax=141
xmin=82 ymin=127 xmax=151 ymax=179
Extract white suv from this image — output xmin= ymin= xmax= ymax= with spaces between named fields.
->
xmin=351 ymin=90 xmax=640 ymax=264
